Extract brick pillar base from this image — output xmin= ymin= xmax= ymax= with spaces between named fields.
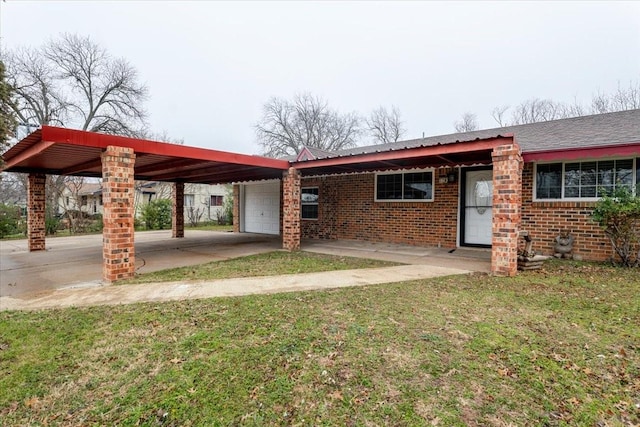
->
xmin=232 ymin=184 xmax=240 ymax=233
xmin=172 ymin=182 xmax=185 ymax=238
xmin=102 ymin=146 xmax=136 ymax=283
xmin=491 ymin=143 xmax=523 ymax=276
xmin=282 ymin=168 xmax=301 ymax=251
xmin=27 ymin=173 xmax=46 ymax=252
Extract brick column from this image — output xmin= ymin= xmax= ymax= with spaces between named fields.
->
xmin=27 ymin=173 xmax=46 ymax=251
xmin=172 ymin=182 xmax=185 ymax=238
xmin=491 ymin=144 xmax=523 ymax=276
xmin=232 ymin=184 xmax=240 ymax=233
xmin=101 ymin=146 xmax=136 ymax=283
xmin=282 ymin=167 xmax=301 ymax=251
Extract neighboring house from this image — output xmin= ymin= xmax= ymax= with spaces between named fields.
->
xmin=236 ymin=109 xmax=640 ymax=262
xmin=59 ymin=181 xmax=229 ymax=222
xmin=58 ymin=181 xmax=103 ymax=216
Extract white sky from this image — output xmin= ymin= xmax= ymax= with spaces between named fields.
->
xmin=1 ymin=1 xmax=639 ymax=155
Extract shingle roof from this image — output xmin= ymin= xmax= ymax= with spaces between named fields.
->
xmin=333 ymin=109 xmax=640 ymax=159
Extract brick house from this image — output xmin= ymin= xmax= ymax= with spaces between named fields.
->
xmin=236 ymin=109 xmax=640 ymax=263
xmin=3 ymin=110 xmax=639 ymax=282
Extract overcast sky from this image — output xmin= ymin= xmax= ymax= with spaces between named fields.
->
xmin=1 ymin=1 xmax=639 ymax=155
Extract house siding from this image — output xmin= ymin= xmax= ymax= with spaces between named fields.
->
xmin=301 ymin=167 xmax=459 ymax=248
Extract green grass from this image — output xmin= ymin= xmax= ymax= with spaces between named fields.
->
xmin=1 ymin=261 xmax=638 ymax=426
xmin=185 ymin=223 xmax=233 ymax=232
xmin=122 ymin=251 xmax=398 ymax=284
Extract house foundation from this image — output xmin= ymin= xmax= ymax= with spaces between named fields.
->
xmin=101 ymin=145 xmax=136 ymax=283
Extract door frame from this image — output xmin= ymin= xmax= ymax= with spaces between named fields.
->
xmin=460 ymin=166 xmax=493 ymax=248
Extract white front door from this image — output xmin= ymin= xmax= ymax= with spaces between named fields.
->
xmin=462 ymin=169 xmax=493 ymax=246
xmin=243 ymin=181 xmax=280 ymax=235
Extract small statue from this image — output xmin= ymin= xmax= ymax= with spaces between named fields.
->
xmin=554 ymin=231 xmax=574 ymax=259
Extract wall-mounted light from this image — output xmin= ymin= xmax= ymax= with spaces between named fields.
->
xmin=447 ymin=172 xmax=457 ymax=183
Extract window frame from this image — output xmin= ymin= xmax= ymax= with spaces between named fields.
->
xmin=533 ymin=157 xmax=638 ymax=202
xmin=210 ymin=195 xmax=224 ymax=207
xmin=184 ymin=194 xmax=195 ymax=207
xmin=301 ymin=187 xmax=319 ymax=220
xmin=374 ymin=168 xmax=435 ymax=202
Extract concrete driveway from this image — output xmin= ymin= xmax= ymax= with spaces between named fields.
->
xmin=1 ymin=230 xmax=281 ymax=298
xmin=1 ymin=231 xmax=490 ymax=310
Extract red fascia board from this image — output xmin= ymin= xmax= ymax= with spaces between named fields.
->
xmin=40 ymin=126 xmax=290 ymax=170
xmin=2 ymin=139 xmax=56 ymax=170
xmin=293 ymin=136 xmax=513 ymax=170
xmin=523 ymin=142 xmax=640 ymax=163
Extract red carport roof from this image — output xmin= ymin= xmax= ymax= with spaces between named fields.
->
xmin=291 ymin=135 xmax=515 ymax=176
xmin=1 ymin=126 xmax=290 ymax=184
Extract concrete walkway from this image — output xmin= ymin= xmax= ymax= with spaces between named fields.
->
xmin=0 ymin=264 xmax=474 ymax=311
xmin=1 ymin=231 xmax=489 ymax=311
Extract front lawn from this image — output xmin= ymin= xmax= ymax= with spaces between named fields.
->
xmin=121 ymin=251 xmax=399 ymax=284
xmin=0 ymin=261 xmax=638 ymax=426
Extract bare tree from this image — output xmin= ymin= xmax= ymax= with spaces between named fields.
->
xmin=366 ymin=105 xmax=405 ymax=144
xmin=5 ymin=33 xmax=148 ymax=137
xmin=0 ymin=60 xmax=17 ymax=152
xmin=4 ymin=33 xmax=149 ymax=222
xmin=454 ymin=112 xmax=479 ymax=132
xmin=491 ymin=80 xmax=640 ymax=127
xmin=491 ymin=105 xmax=510 ymax=127
xmin=4 ymin=47 xmax=67 ymax=132
xmin=255 ymin=92 xmax=360 ymax=158
xmin=591 ymin=80 xmax=640 ymax=114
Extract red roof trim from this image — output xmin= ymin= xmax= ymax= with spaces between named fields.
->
xmin=293 ymin=136 xmax=514 ymax=169
xmin=523 ymin=142 xmax=640 ymax=162
xmin=37 ymin=126 xmax=289 ymax=170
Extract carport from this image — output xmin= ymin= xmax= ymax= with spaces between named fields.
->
xmin=3 ymin=126 xmax=522 ymax=282
xmin=1 ymin=126 xmax=289 ymax=282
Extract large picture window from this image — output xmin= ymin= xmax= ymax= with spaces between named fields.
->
xmin=301 ymin=187 xmax=319 ymax=219
xmin=375 ymin=170 xmax=434 ymax=201
xmin=535 ymin=158 xmax=636 ymax=200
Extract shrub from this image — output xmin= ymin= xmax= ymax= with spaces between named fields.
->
xmin=140 ymin=199 xmax=172 ymax=230
xmin=0 ymin=204 xmax=22 ymax=238
xmin=45 ymin=216 xmax=60 ymax=236
xmin=592 ymin=186 xmax=640 ymax=267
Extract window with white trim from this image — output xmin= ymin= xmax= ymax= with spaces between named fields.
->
xmin=535 ymin=158 xmax=637 ymax=200
xmin=184 ymin=194 xmax=195 ymax=207
xmin=301 ymin=187 xmax=319 ymax=219
xmin=375 ymin=170 xmax=434 ymax=201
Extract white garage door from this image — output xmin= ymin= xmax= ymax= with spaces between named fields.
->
xmin=243 ymin=181 xmax=280 ymax=235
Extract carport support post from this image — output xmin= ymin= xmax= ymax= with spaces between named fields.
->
xmin=282 ymin=167 xmax=301 ymax=251
xmin=172 ymin=182 xmax=185 ymax=238
xmin=101 ymin=146 xmax=136 ymax=283
xmin=27 ymin=173 xmax=46 ymax=251
xmin=490 ymin=143 xmax=522 ymax=276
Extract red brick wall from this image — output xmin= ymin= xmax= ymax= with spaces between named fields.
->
xmin=101 ymin=146 xmax=136 ymax=283
xmin=172 ymin=182 xmax=185 ymax=238
xmin=491 ymin=144 xmax=522 ymax=276
xmin=520 ymin=162 xmax=613 ymax=261
xmin=301 ymin=167 xmax=459 ymax=248
xmin=27 ymin=173 xmax=46 ymax=252
xmin=300 ymin=162 xmax=615 ymax=263
xmin=282 ymin=168 xmax=301 ymax=251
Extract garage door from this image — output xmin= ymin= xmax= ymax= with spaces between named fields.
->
xmin=243 ymin=181 xmax=280 ymax=235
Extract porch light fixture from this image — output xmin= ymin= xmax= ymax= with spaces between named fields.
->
xmin=447 ymin=172 xmax=457 ymax=183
